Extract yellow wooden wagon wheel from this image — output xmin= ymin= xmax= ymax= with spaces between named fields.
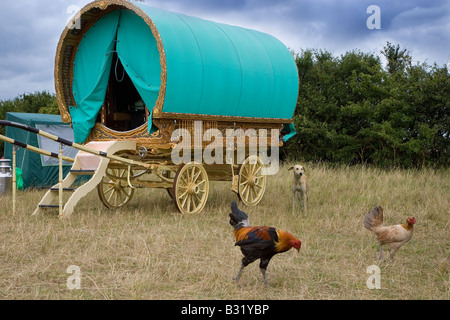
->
xmin=173 ymin=163 xmax=209 ymax=214
xmin=97 ymin=167 xmax=135 ymax=209
xmin=238 ymin=155 xmax=266 ymax=206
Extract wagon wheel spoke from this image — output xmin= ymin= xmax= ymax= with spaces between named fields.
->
xmin=173 ymin=163 xmax=209 ymax=214
xmin=193 ymin=192 xmax=202 ymax=205
xmin=241 ymin=184 xmax=249 ymax=199
xmin=178 ymin=189 xmax=189 ymax=201
xmin=97 ymin=168 xmax=135 ymax=209
xmin=194 ymin=180 xmax=206 ymax=188
xmin=107 ymin=188 xmax=115 ymax=203
xmin=240 ymin=166 xmax=249 ymax=179
xmin=103 ymin=185 xmax=115 ymax=195
xmin=238 ymin=156 xmax=266 ymax=206
xmin=253 ymin=165 xmax=262 ymax=176
xmin=113 ymin=191 xmax=119 ymax=207
xmin=240 ymin=180 xmax=249 ymax=187
xmin=253 ymin=183 xmax=263 ymax=190
xmin=250 ymin=185 xmax=258 ymax=200
xmin=193 ymin=170 xmax=202 ymax=183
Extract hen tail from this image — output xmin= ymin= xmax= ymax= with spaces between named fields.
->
xmin=363 ymin=206 xmax=384 ymax=231
xmin=229 ymin=201 xmax=250 ymax=229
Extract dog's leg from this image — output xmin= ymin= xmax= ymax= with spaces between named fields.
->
xmin=292 ymin=191 xmax=295 ymax=214
xmin=304 ymin=192 xmax=308 ymax=215
xmin=297 ymin=192 xmax=303 ymax=210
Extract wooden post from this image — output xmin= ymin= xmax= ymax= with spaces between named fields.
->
xmin=12 ymin=146 xmax=17 ymax=215
xmin=58 ymin=143 xmax=63 ymax=218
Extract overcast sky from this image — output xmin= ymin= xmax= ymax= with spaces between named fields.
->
xmin=0 ymin=0 xmax=449 ymax=100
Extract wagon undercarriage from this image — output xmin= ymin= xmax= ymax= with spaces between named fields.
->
xmin=96 ymin=155 xmax=268 ymax=215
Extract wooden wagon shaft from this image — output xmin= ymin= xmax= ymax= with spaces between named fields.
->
xmin=0 ymin=120 xmax=153 ymax=169
xmin=105 ymin=162 xmax=179 ymax=185
xmin=0 ymin=133 xmax=75 ymax=163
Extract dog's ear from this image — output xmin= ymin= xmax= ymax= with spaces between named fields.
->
xmin=288 ymin=167 xmax=294 ymax=171
xmin=302 ymin=167 xmax=306 ymax=172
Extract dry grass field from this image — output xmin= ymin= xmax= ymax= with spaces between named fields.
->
xmin=0 ymin=163 xmax=448 ymax=300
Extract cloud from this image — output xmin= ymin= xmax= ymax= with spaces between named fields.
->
xmin=0 ymin=0 xmax=448 ymax=100
xmin=0 ymin=0 xmax=92 ymax=99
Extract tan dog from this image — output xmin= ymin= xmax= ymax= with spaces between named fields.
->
xmin=289 ymin=165 xmax=309 ymax=215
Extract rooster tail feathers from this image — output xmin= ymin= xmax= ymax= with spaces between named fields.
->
xmin=229 ymin=201 xmax=249 ymax=229
xmin=363 ymin=206 xmax=384 ymax=231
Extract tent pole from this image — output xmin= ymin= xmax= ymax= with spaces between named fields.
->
xmin=58 ymin=143 xmax=63 ymax=218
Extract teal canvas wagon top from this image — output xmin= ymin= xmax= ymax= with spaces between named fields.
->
xmin=56 ymin=0 xmax=298 ymax=143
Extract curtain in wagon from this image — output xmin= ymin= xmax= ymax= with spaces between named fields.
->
xmin=115 ymin=10 xmax=161 ymax=134
xmin=69 ymin=11 xmax=121 ymax=143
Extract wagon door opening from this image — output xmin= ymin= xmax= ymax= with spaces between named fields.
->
xmin=70 ymin=9 xmax=163 ymax=143
xmin=98 ymin=51 xmax=148 ymax=132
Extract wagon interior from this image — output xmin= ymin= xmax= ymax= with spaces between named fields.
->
xmin=97 ymin=52 xmax=148 ymax=132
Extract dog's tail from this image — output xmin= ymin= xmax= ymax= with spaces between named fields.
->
xmin=363 ymin=206 xmax=383 ymax=231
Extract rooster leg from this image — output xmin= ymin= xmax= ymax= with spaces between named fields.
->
xmin=378 ymin=243 xmax=383 ymax=260
xmin=259 ymin=258 xmax=271 ymax=286
xmin=233 ymin=263 xmax=245 ymax=282
xmin=260 ymin=268 xmax=268 ymax=286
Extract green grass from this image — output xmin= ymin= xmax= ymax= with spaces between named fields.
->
xmin=0 ymin=163 xmax=448 ymax=300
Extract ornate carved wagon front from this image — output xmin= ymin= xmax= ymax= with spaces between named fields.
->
xmin=49 ymin=0 xmax=299 ymax=215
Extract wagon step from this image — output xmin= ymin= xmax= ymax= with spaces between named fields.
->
xmin=39 ymin=205 xmax=64 ymax=209
xmin=50 ymin=188 xmax=75 ymax=192
xmin=32 ymin=141 xmax=137 ymax=218
xmin=70 ymin=170 xmax=95 ymax=175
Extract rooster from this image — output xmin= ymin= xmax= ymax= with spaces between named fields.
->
xmin=229 ymin=201 xmax=301 ymax=285
xmin=363 ymin=206 xmax=416 ymax=260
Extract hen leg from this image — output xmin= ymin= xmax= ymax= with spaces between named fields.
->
xmin=390 ymin=246 xmax=399 ymax=260
xmin=378 ymin=242 xmax=383 ymax=260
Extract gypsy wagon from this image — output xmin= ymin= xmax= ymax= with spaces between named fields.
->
xmin=36 ymin=0 xmax=298 ymax=215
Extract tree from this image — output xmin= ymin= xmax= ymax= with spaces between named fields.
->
xmin=0 ymin=91 xmax=59 ymax=155
xmin=285 ymin=46 xmax=449 ymax=168
xmin=286 ymin=49 xmax=387 ymax=165
xmin=381 ymin=42 xmax=412 ymax=74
